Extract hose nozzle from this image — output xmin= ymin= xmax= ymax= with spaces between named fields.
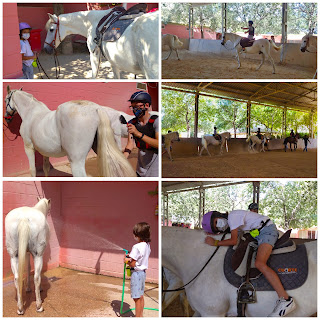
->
xmin=123 ymin=249 xmax=129 ymax=255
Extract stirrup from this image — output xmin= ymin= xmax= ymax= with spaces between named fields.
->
xmin=237 ymin=281 xmax=257 ymax=304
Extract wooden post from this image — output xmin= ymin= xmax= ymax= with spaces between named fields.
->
xmin=280 ymin=3 xmax=287 ymax=63
xmin=194 ymin=91 xmax=199 ymax=138
xmin=246 ymin=101 xmax=251 ymax=138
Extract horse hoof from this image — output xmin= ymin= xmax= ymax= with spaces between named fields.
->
xmin=17 ymin=309 xmax=24 ymax=315
xmin=37 ymin=306 xmax=44 ymax=312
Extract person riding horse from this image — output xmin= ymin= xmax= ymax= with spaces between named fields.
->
xmin=213 ymin=126 xmax=221 ymax=141
xmin=256 ymin=128 xmax=262 ymax=140
xmin=290 ymin=129 xmax=295 ymax=137
xmin=241 ymin=20 xmax=255 ymax=50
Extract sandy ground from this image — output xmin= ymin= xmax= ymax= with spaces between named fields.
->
xmin=14 ymin=151 xmax=138 ymax=177
xmin=162 ymin=50 xmax=316 ymax=79
xmin=3 ymin=267 xmax=159 ymax=317
xmin=162 ymin=149 xmax=317 ymax=178
xmin=34 ymin=45 xmax=143 ymax=79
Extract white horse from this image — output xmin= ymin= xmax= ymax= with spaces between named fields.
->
xmin=4 ymin=86 xmax=136 ymax=177
xmin=246 ymin=133 xmax=271 ymax=152
xmin=221 ymin=33 xmax=282 ymax=74
xmin=162 ymin=34 xmax=184 ymax=60
xmin=162 ymin=267 xmax=189 ymax=316
xmin=5 ymin=198 xmax=51 ymax=315
xmin=162 ymin=227 xmax=317 ymax=317
xmin=162 ymin=131 xmax=180 ymax=161
xmin=199 ymin=132 xmax=231 ymax=156
xmin=43 ymin=9 xmax=159 ymax=79
xmin=300 ymin=33 xmax=317 ymax=79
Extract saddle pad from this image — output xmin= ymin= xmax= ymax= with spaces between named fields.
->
xmin=224 ymin=244 xmax=308 ymax=291
xmin=240 ymin=38 xmax=254 ymax=48
xmin=102 ymin=19 xmax=134 ymax=42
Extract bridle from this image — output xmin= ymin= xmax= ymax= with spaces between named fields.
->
xmin=4 ymin=91 xmax=16 ymax=122
xmin=44 ymin=18 xmax=62 ymax=49
xmin=302 ymin=35 xmax=317 ymax=53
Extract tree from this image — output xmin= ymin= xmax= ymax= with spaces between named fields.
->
xmin=251 ymin=105 xmax=282 ymax=135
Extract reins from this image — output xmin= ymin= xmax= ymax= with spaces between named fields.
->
xmin=163 ymin=232 xmax=228 ymax=292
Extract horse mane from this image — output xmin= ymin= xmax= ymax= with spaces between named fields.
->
xmin=15 ymin=90 xmax=49 ymax=110
xmin=34 ymin=198 xmax=50 ymax=217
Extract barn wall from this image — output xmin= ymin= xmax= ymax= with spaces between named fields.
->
xmin=3 ymin=181 xmax=159 ymax=283
xmin=3 ymin=181 xmax=61 ymax=279
xmin=3 ymin=82 xmax=158 ymax=176
xmin=57 ymin=181 xmax=158 ymax=282
xmin=3 ymin=3 xmax=23 ymax=79
xmin=162 ymin=23 xmax=217 ymax=40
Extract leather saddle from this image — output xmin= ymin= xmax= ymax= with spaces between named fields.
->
xmin=94 ymin=4 xmax=147 ymax=44
xmin=213 ymin=134 xmax=222 ymax=141
xmin=240 ymin=37 xmax=255 ymax=48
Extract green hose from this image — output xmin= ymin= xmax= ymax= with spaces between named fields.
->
xmin=120 ymin=251 xmax=159 ymax=315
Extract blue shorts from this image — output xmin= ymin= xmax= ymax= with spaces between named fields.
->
xmin=130 ymin=270 xmax=146 ymax=299
xmin=255 ymin=223 xmax=279 ymax=247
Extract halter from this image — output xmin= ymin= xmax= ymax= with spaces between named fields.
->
xmin=44 ymin=18 xmax=61 ymax=49
xmin=303 ymin=35 xmax=317 ymax=53
xmin=4 ymin=91 xmax=16 ymax=121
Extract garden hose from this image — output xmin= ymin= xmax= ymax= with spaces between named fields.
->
xmin=120 ymin=249 xmax=159 ymax=315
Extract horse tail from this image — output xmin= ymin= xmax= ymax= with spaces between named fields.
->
xmin=18 ymin=218 xmax=30 ymax=307
xmin=96 ymin=108 xmax=136 ymax=177
xmin=270 ymin=40 xmax=282 ymax=51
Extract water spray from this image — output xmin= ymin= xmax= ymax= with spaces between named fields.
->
xmin=120 ymin=248 xmax=159 ymax=315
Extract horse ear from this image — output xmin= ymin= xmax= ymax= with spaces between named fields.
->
xmin=48 ymin=13 xmax=58 ymax=23
xmin=19 ymin=87 xmax=23 ymax=91
xmin=37 ymin=196 xmax=41 ymax=202
xmin=7 ymin=85 xmax=11 ymax=94
xmin=48 ymin=199 xmax=51 ymax=205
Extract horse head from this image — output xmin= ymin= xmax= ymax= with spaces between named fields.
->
xmin=4 ymin=86 xmax=21 ymax=123
xmin=36 ymin=197 xmax=51 ymax=217
xmin=44 ymin=13 xmax=63 ymax=54
xmin=300 ymin=33 xmax=310 ymax=52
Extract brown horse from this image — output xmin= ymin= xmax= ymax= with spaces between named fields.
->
xmin=284 ymin=133 xmax=300 ymax=152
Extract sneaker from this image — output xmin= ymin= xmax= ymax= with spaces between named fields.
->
xmin=268 ymin=297 xmax=296 ymax=317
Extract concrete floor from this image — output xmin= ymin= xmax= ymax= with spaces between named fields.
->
xmin=3 ymin=267 xmax=159 ymax=317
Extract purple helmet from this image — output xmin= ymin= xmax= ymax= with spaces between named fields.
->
xmin=19 ymin=22 xmax=32 ymax=32
xmin=202 ymin=211 xmax=229 ymax=233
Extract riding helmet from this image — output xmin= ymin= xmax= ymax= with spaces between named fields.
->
xmin=19 ymin=22 xmax=32 ymax=31
xmin=248 ymin=202 xmax=259 ymax=210
xmin=202 ymin=211 xmax=229 ymax=233
xmin=128 ymin=91 xmax=152 ymax=105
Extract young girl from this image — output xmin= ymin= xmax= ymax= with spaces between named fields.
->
xmin=19 ymin=22 xmax=37 ymax=79
xmin=124 ymin=222 xmax=151 ymax=317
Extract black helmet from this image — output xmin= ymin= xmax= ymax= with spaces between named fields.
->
xmin=128 ymin=91 xmax=152 ymax=105
xmin=248 ymin=20 xmax=253 ymax=25
xmin=214 ymin=126 xmax=217 ymax=129
xmin=248 ymin=203 xmax=259 ymax=210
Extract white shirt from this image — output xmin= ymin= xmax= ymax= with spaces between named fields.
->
xmin=20 ymin=40 xmax=33 ymax=66
xmin=129 ymin=242 xmax=151 ymax=271
xmin=228 ymin=209 xmax=271 ymax=231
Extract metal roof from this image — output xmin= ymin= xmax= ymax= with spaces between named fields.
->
xmin=162 ymin=82 xmax=317 ymax=113
xmin=162 ymin=181 xmax=250 ymax=194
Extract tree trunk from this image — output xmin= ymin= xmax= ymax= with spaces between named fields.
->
xmin=53 ymin=4 xmax=73 ymax=54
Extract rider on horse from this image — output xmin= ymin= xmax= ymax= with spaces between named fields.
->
xmin=203 ymin=205 xmax=296 ymax=317
xmin=213 ymin=126 xmax=221 ymax=141
xmin=290 ymin=129 xmax=295 ymax=137
xmin=241 ymin=20 xmax=255 ymax=50
xmin=256 ymin=128 xmax=262 ymax=140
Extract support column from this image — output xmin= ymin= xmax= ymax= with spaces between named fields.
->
xmin=191 ymin=7 xmax=194 ymax=39
xmin=199 ymin=187 xmax=205 ymax=228
xmin=188 ymin=6 xmax=191 ymax=39
xmin=162 ymin=192 xmax=169 ymax=226
xmin=194 ymin=91 xmax=199 ymax=138
xmin=282 ymin=107 xmax=287 ymax=138
xmin=253 ymin=181 xmax=260 ymax=206
xmin=280 ymin=3 xmax=288 ymax=63
xmin=246 ymin=101 xmax=251 ymax=138
xmin=309 ymin=111 xmax=314 ymax=138
xmin=221 ymin=3 xmax=227 ymax=33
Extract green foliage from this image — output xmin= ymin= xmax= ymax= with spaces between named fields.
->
xmin=161 ymin=3 xmax=317 ymax=35
xmin=162 ymin=182 xmax=317 ymax=229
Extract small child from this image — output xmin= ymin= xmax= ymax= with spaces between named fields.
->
xmin=19 ymin=22 xmax=37 ymax=79
xmin=124 ymin=222 xmax=151 ymax=317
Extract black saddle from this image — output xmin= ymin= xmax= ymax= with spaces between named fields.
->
xmin=240 ymin=37 xmax=254 ymax=48
xmin=213 ymin=134 xmax=222 ymax=141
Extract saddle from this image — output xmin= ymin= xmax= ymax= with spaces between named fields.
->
xmin=240 ymin=37 xmax=255 ymax=48
xmin=94 ymin=4 xmax=147 ymax=45
xmin=213 ymin=134 xmax=221 ymax=141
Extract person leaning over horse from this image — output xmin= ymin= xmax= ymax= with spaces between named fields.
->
xmin=203 ymin=203 xmax=296 ymax=317
xmin=123 ymin=91 xmax=159 ymax=177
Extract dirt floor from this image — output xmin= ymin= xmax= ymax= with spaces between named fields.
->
xmin=3 ymin=267 xmax=159 ymax=317
xmin=13 ymin=151 xmax=138 ymax=177
xmin=162 ymin=50 xmax=316 ymax=79
xmin=34 ymin=44 xmax=143 ymax=79
xmin=162 ymin=149 xmax=317 ymax=178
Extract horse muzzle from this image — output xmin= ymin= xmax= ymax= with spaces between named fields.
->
xmin=44 ymin=44 xmax=54 ymax=55
xmin=300 ymin=47 xmax=306 ymax=52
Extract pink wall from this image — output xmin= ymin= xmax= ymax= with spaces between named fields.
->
xmin=162 ymin=23 xmax=217 ymax=40
xmin=3 ymin=3 xmax=23 ymax=79
xmin=3 ymin=181 xmax=159 ymax=283
xmin=3 ymin=82 xmax=159 ymax=176
xmin=3 ymin=181 xmax=60 ymax=279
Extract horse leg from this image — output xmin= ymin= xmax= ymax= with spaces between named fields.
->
xmin=165 ymin=49 xmax=173 ymax=60
xmin=24 ymin=145 xmax=36 ymax=177
xmin=175 ymin=49 xmax=181 ymax=60
xmin=235 ymin=48 xmax=241 ymax=69
xmin=26 ymin=253 xmax=31 ymax=293
xmin=265 ymin=49 xmax=276 ymax=74
xmin=110 ymin=64 xmax=121 ymax=79
xmin=69 ymin=158 xmax=87 ymax=177
xmin=256 ymin=53 xmax=265 ymax=71
xmin=33 ymin=255 xmax=44 ymax=312
xmin=11 ymin=256 xmax=24 ymax=314
xmin=43 ymin=157 xmax=50 ymax=177
xmin=88 ymin=42 xmax=101 ymax=78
